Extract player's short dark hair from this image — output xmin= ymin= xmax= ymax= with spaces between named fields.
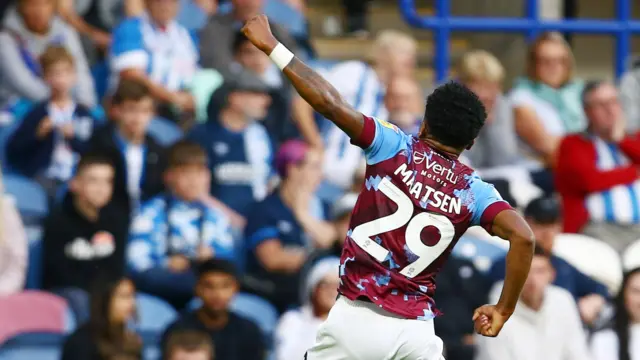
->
xmin=232 ymin=30 xmax=250 ymax=55
xmin=196 ymin=259 xmax=239 ymax=281
xmin=111 ymin=79 xmax=152 ymax=105
xmin=423 ymin=81 xmax=486 ymax=149
xmin=75 ymin=152 xmax=114 ymax=174
xmin=163 ymin=330 xmax=214 ymax=360
xmin=167 ymin=140 xmax=208 ymax=169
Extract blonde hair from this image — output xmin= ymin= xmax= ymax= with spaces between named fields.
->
xmin=368 ymin=30 xmax=417 ymax=64
xmin=458 ymin=50 xmax=505 ymax=84
xmin=526 ymin=32 xmax=575 ymax=83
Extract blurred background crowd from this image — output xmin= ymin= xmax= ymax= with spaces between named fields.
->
xmin=1 ymin=0 xmax=640 ymax=359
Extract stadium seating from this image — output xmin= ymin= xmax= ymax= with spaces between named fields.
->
xmin=25 ymin=234 xmax=43 ymax=290
xmin=136 ymin=293 xmax=178 ymax=339
xmin=0 ymin=333 xmax=65 ymax=360
xmin=146 ymin=118 xmax=184 ymax=146
xmin=553 ymin=233 xmax=623 ymax=295
xmin=454 ymin=227 xmax=509 ymax=272
xmin=2 ymin=174 xmax=48 ymax=223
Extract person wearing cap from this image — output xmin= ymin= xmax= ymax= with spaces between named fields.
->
xmin=161 ymin=259 xmax=265 ymax=360
xmin=243 ymin=139 xmax=336 ymax=313
xmin=188 ymin=68 xmax=273 ymax=226
xmin=555 ymin=80 xmax=640 ymax=252
xmin=274 ymin=257 xmax=340 ymax=360
xmin=487 ymin=196 xmax=609 ymax=326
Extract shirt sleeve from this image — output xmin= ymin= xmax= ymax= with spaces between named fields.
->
xmin=244 ymin=204 xmax=280 ymax=248
xmin=352 ymin=115 xmax=411 ymax=165
xmin=127 ymin=199 xmax=164 ymax=272
xmin=110 ymin=18 xmax=149 ymax=72
xmin=468 ymin=174 xmax=513 ymax=231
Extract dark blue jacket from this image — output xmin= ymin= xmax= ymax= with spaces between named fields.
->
xmin=488 ymin=254 xmax=609 ymax=299
xmin=6 ymin=101 xmax=98 ymax=177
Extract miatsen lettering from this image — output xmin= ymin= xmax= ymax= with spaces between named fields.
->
xmin=394 ymin=163 xmax=462 ymax=214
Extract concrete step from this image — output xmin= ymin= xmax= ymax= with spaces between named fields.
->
xmin=311 ymin=37 xmax=469 ymax=66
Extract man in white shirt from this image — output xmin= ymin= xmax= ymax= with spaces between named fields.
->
xmin=475 ymin=246 xmax=592 ymax=360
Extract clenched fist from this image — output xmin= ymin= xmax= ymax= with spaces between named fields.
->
xmin=241 ymin=14 xmax=279 ymax=54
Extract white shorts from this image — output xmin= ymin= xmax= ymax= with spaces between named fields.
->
xmin=305 ymin=296 xmax=445 ymax=360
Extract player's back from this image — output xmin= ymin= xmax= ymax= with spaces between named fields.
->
xmin=338 ymin=115 xmax=510 ymax=320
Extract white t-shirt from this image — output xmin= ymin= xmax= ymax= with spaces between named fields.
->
xmin=591 ymin=324 xmax=640 ymax=360
xmin=274 ymin=306 xmax=324 ymax=360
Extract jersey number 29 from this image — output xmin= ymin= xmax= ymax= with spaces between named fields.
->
xmin=350 ymin=177 xmax=455 ymax=278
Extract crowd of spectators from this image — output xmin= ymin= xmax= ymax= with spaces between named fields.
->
xmin=1 ymin=0 xmax=640 ymax=360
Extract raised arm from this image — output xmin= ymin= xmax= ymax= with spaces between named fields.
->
xmin=241 ymin=15 xmax=364 ymax=140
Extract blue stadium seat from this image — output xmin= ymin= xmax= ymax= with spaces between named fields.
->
xmin=136 ymin=293 xmax=178 ymax=342
xmin=0 ymin=333 xmax=64 ymax=360
xmin=264 ymin=0 xmax=307 ymax=38
xmin=147 ymin=118 xmax=183 ymax=146
xmin=452 ymin=232 xmax=508 ymax=272
xmin=25 ymin=234 xmax=43 ymax=290
xmin=3 ymin=174 xmax=48 ymax=222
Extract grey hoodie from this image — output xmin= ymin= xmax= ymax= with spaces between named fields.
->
xmin=0 ymin=7 xmax=96 ymax=109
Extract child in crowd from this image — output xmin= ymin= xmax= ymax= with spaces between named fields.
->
xmin=164 ymin=330 xmax=215 ymax=360
xmin=87 ymin=79 xmax=165 ymax=213
xmin=7 ymin=46 xmax=100 ymax=197
xmin=127 ymin=140 xmax=235 ymax=309
xmin=42 ymin=152 xmax=128 ymax=322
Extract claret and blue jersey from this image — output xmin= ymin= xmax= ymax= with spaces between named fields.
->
xmin=339 ymin=115 xmax=511 ymax=320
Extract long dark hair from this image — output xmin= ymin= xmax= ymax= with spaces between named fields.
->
xmin=614 ymin=268 xmax=640 ymax=360
xmin=89 ymin=275 xmax=141 ymax=360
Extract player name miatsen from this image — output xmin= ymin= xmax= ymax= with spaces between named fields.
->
xmin=394 ymin=163 xmax=462 ymax=215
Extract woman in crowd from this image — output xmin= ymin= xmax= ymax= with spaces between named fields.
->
xmin=274 ymin=257 xmax=340 ymax=360
xmin=61 ymin=276 xmax=142 ymax=360
xmin=591 ymin=268 xmax=640 ymax=360
xmin=509 ymin=32 xmax=585 ymax=193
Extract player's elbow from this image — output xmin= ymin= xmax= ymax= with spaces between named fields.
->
xmin=510 ymin=228 xmax=535 ymax=252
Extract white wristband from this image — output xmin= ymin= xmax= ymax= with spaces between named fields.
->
xmin=269 ymin=43 xmax=294 ymax=71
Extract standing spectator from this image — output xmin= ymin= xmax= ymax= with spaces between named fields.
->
xmin=555 ymin=81 xmax=640 ymax=251
xmin=458 ymin=50 xmax=522 ymax=170
xmin=301 ymin=30 xmax=417 ymax=202
xmin=475 ymin=247 xmax=592 ymax=360
xmin=510 ymin=32 xmax=585 ymax=192
xmin=164 ymin=330 xmax=215 ymax=360
xmin=0 ymin=0 xmax=96 ymax=109
xmin=231 ymin=31 xmax=295 ymax=145
xmin=384 ymin=75 xmax=422 ymax=135
xmin=128 ymin=140 xmax=235 ymax=309
xmin=42 ymin=153 xmax=128 ymax=322
xmin=244 ymin=140 xmax=334 ymax=313
xmin=189 ymin=70 xmax=273 ymax=223
xmin=88 ymin=79 xmax=166 ymax=214
xmin=7 ymin=46 xmax=100 ymax=197
xmin=109 ymin=0 xmax=198 ymax=121
xmin=61 ymin=276 xmax=142 ymax=360
xmin=199 ymin=0 xmax=299 ymax=72
xmin=591 ymin=268 xmax=640 ymax=360
xmin=0 ymin=169 xmax=28 ymax=296
xmin=161 ymin=259 xmax=265 ymax=360
xmin=434 ymin=256 xmax=488 ymax=360
xmin=488 ymin=196 xmax=609 ymax=326
xmin=274 ymin=257 xmax=340 ymax=360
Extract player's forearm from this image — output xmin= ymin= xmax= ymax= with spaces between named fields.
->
xmin=282 ymin=58 xmax=364 ymax=139
xmin=497 ymin=235 xmax=534 ymax=315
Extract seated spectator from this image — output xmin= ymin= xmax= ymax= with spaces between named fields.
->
xmin=161 ymin=259 xmax=265 ymax=360
xmin=244 ymin=140 xmax=333 ymax=313
xmin=0 ymin=169 xmax=28 ymax=296
xmin=475 ymin=247 xmax=592 ymax=360
xmin=308 ymin=192 xmax=358 ymax=264
xmin=189 ymin=70 xmax=272 ymax=222
xmin=231 ymin=30 xmax=296 ymax=145
xmin=7 ymin=46 xmax=99 ymax=197
xmin=384 ymin=75 xmax=422 ymax=135
xmin=434 ymin=256 xmax=488 ymax=360
xmin=591 ymin=268 xmax=640 ymax=360
xmin=164 ymin=329 xmax=215 ymax=360
xmin=110 ymin=0 xmax=197 ymax=122
xmin=88 ymin=79 xmax=165 ymax=214
xmin=0 ymin=0 xmax=96 ymax=110
xmin=199 ymin=0 xmax=298 ymax=72
xmin=42 ymin=153 xmax=128 ymax=322
xmin=303 ymin=30 xmax=417 ymax=202
xmin=128 ymin=140 xmax=235 ymax=309
xmin=274 ymin=257 xmax=339 ymax=360
xmin=61 ymin=276 xmax=142 ymax=360
xmin=555 ymin=80 xmax=640 ymax=251
xmin=510 ymin=32 xmax=585 ymax=193
xmin=458 ymin=50 xmax=522 ymax=170
xmin=488 ymin=196 xmax=608 ymax=326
